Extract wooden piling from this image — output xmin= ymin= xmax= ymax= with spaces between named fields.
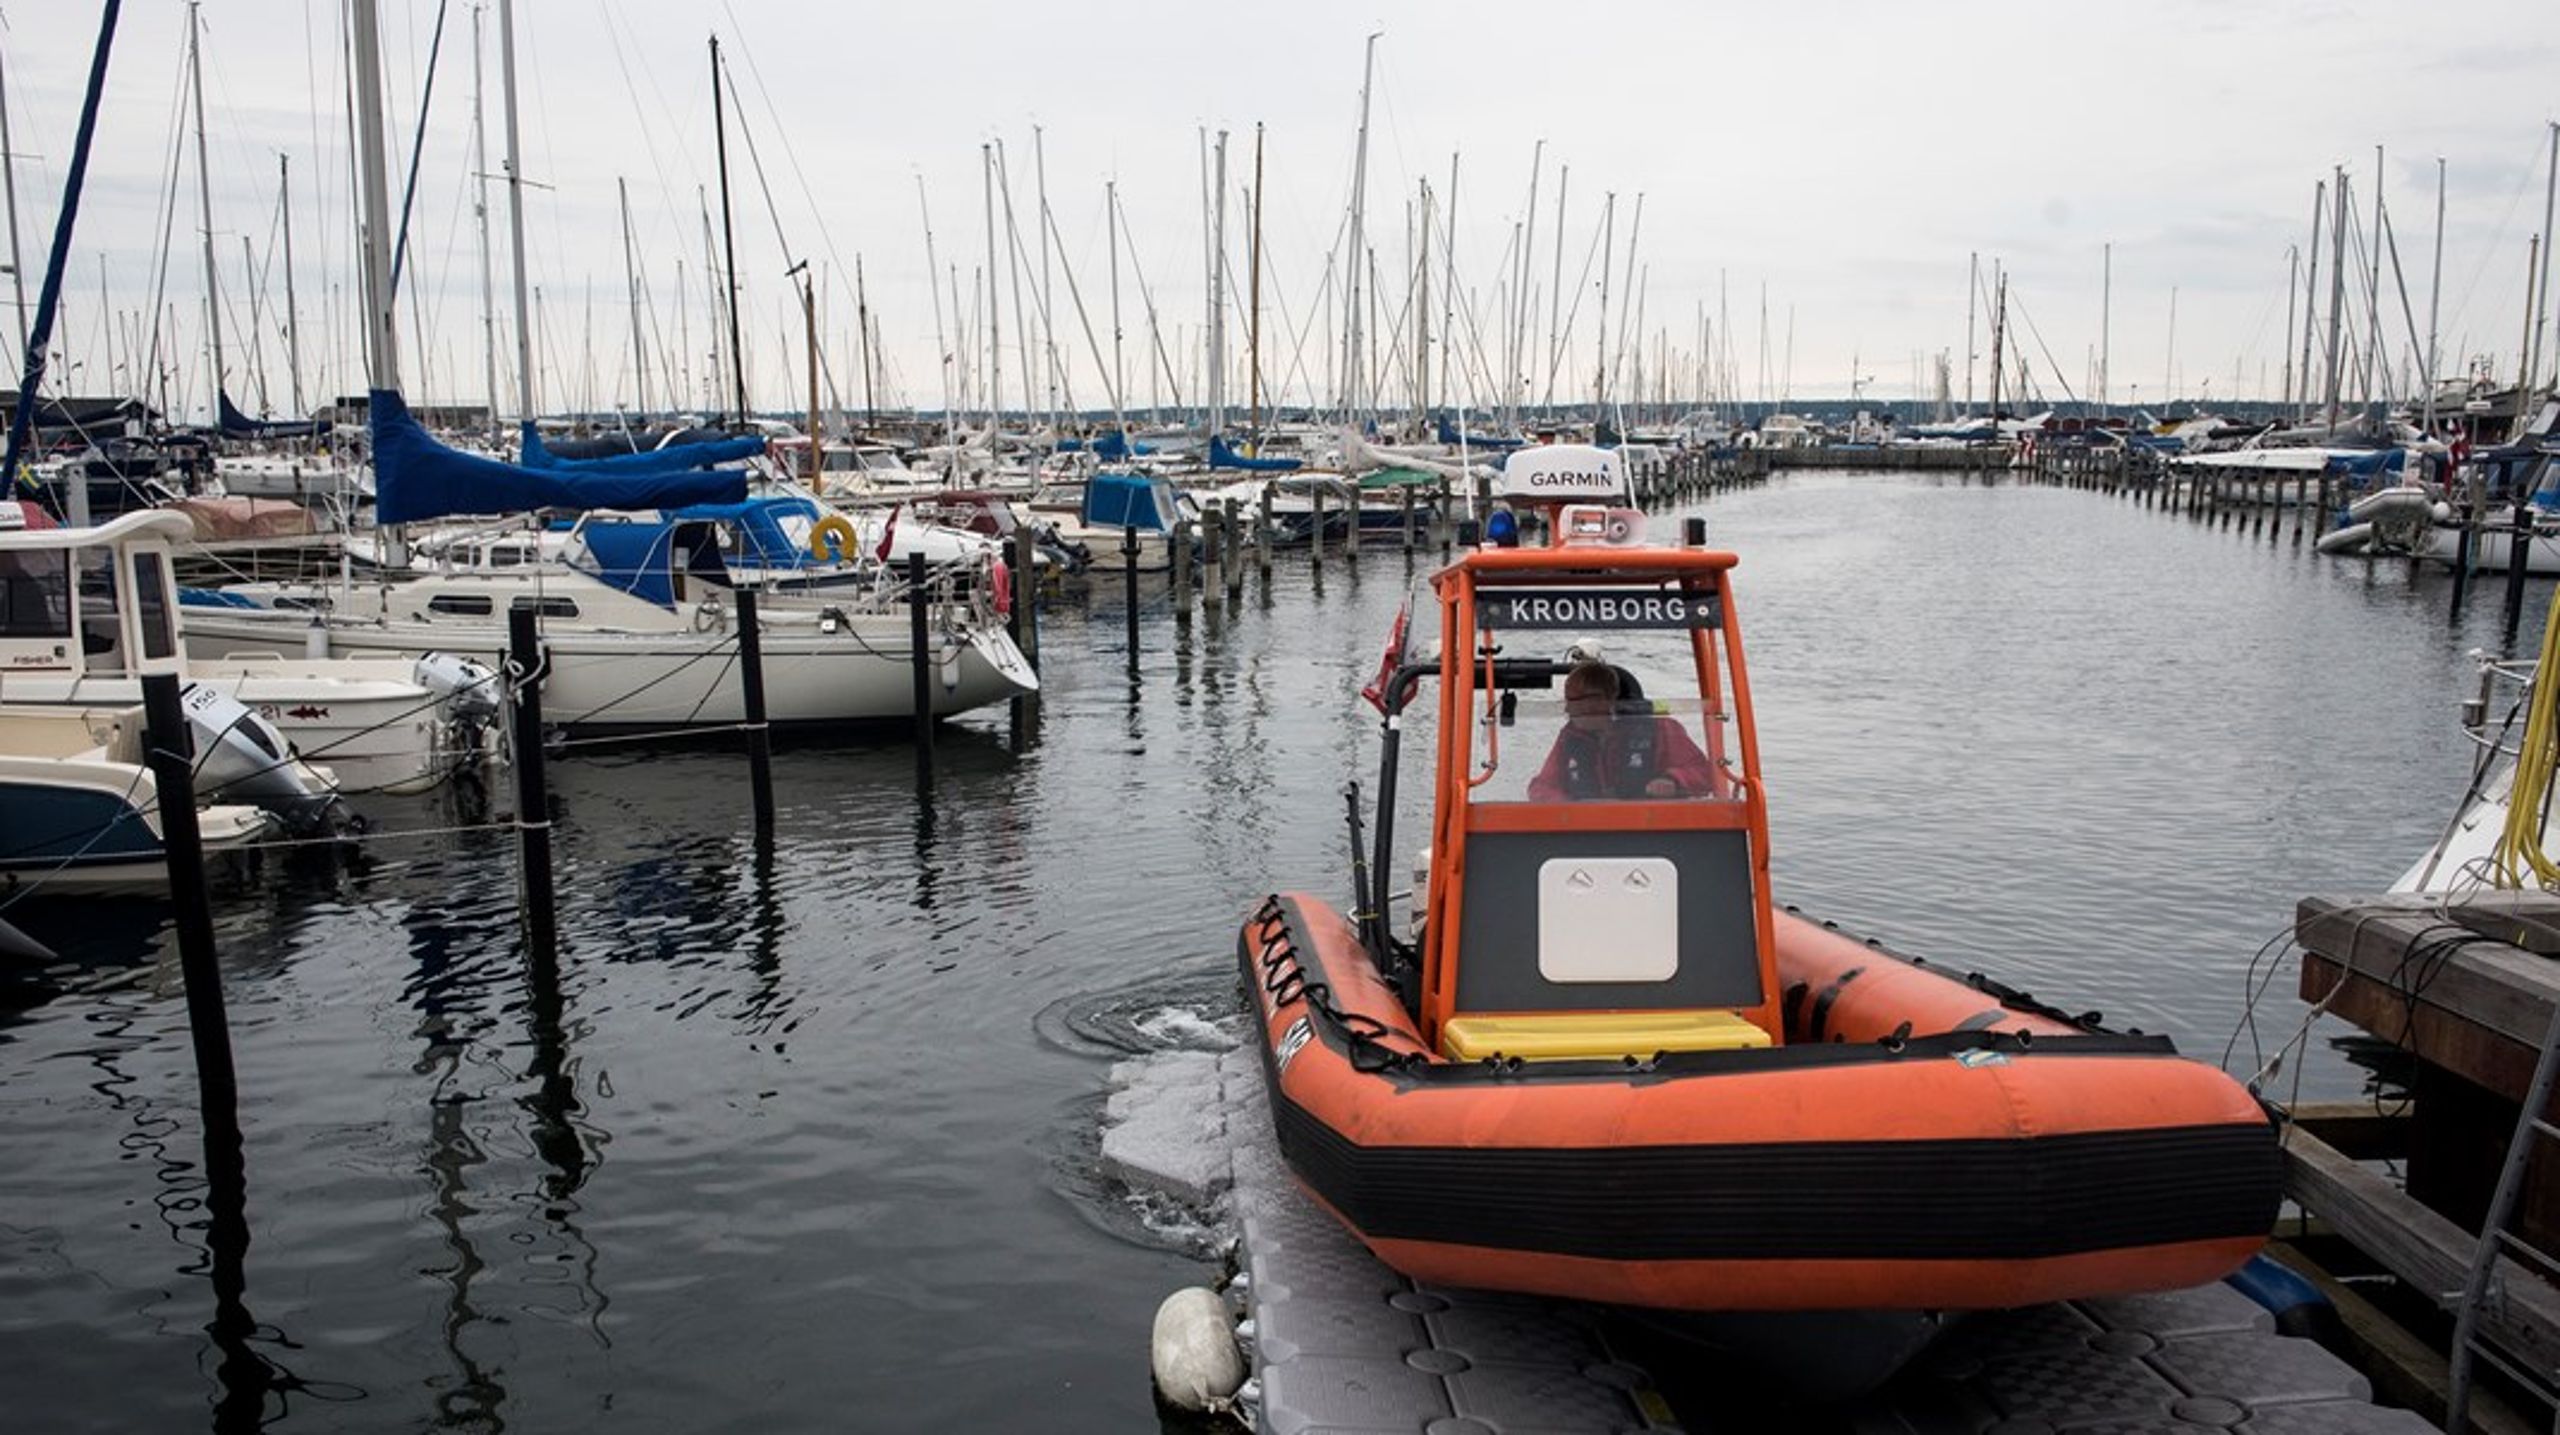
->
xmin=2502 ymin=500 xmax=2534 ymax=645
xmin=140 ymin=671 xmax=239 ymax=1111
xmin=1121 ymin=528 xmax=1141 ymax=668
xmin=1202 ymin=510 xmax=1225 ymax=610
xmin=1256 ymin=486 xmax=1274 ymax=575
xmin=907 ymin=551 xmax=936 ymax=776
xmin=505 ymin=607 xmax=559 ymax=963
xmin=734 ymin=587 xmax=775 ymax=835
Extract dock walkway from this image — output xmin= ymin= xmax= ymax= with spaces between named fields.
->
xmin=1104 ymin=1046 xmax=2426 ymax=1433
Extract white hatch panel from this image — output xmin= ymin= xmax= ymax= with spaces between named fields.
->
xmin=1537 ymin=857 xmax=1678 ymax=982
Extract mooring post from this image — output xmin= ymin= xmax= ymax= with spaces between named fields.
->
xmin=1255 ymin=487 xmax=1274 ymax=576
xmin=1122 ymin=527 xmax=1141 ymax=669
xmin=1224 ymin=499 xmax=1247 ymax=602
xmin=1342 ymin=482 xmax=1361 ymax=559
xmin=1400 ymin=484 xmax=1415 ymax=553
xmin=140 ymin=671 xmax=239 ymax=1120
xmin=1172 ymin=518 xmax=1194 ymax=608
xmin=1309 ymin=484 xmax=1327 ymax=569
xmin=505 ymin=606 xmax=559 ymax=964
xmin=2502 ymin=499 xmax=2534 ymax=644
xmin=2450 ymin=474 xmax=2481 ymax=620
xmin=1202 ymin=510 xmax=1225 ymax=609
xmin=1010 ymin=523 xmax=1041 ymax=675
xmin=141 ymin=670 xmax=262 ymax=1422
xmin=907 ymin=551 xmax=936 ymax=777
xmin=734 ymin=587 xmax=775 ymax=835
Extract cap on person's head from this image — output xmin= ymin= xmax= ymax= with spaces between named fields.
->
xmin=1565 ymin=662 xmax=1620 ymax=701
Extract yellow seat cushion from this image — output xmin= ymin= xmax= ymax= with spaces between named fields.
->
xmin=1439 ymin=1009 xmax=1773 ymax=1062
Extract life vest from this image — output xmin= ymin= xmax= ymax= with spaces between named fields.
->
xmin=1554 ymin=707 xmax=1664 ymax=799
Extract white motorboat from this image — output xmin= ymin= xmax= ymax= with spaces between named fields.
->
xmin=0 ymin=703 xmax=275 ymax=895
xmin=0 ymin=511 xmax=494 ymax=795
xmin=180 ymin=559 xmax=1034 ymax=733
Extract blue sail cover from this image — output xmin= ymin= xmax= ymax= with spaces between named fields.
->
xmin=518 ymin=420 xmax=766 ymax=475
xmin=372 ymin=389 xmax=747 ymax=525
xmin=2322 ymin=448 xmax=2407 ymax=479
xmin=1207 ymin=435 xmax=1302 ymax=472
xmin=1436 ymin=417 xmax=1524 ymax=450
xmin=218 ymin=390 xmax=332 ymax=439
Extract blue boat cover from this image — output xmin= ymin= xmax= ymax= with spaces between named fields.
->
xmin=371 ymin=389 xmax=747 ymax=525
xmin=219 ymin=390 xmax=331 ymax=439
xmin=576 ymin=497 xmax=825 ymax=606
xmin=1083 ymin=473 xmax=1177 ymax=531
xmin=1208 ymin=435 xmax=1302 ymax=472
xmin=518 ymin=420 xmax=766 ymax=475
xmin=1060 ymin=431 xmax=1157 ymax=460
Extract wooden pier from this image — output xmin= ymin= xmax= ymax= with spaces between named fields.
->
xmin=2282 ymin=891 xmax=2560 ymax=1431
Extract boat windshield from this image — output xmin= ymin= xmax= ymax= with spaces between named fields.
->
xmin=1471 ymin=643 xmax=1744 ymax=806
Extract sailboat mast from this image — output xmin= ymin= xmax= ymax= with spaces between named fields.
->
xmin=619 ymin=177 xmax=648 ymax=419
xmin=2424 ymin=158 xmax=2445 ymax=433
xmin=498 ymin=0 xmax=533 ymax=422
xmin=1543 ymin=166 xmax=1567 ymax=411
xmin=709 ymin=36 xmax=746 ymax=426
xmin=1415 ymin=177 xmax=1430 ymax=425
xmin=469 ymin=4 xmax=496 ymax=440
xmin=1248 ymin=126 xmax=1265 ymax=437
xmin=856 ymin=254 xmax=875 ymax=424
xmin=187 ymin=1 xmax=226 ymax=418
xmin=2099 ymin=242 xmax=2111 ymax=413
xmin=1963 ymin=252 xmax=1977 ymax=415
xmin=982 ymin=144 xmax=1002 ymax=433
xmin=2 ymin=0 xmax=121 ymax=516
xmin=0 ymin=30 xmax=27 ymax=375
xmin=2322 ymin=168 xmax=2348 ymax=437
xmin=1035 ymin=125 xmax=1054 ymax=428
xmin=1108 ymin=178 xmax=1125 ymax=427
xmin=2366 ymin=146 xmax=2384 ymax=420
xmin=1592 ymin=192 xmax=1614 ymax=413
xmin=281 ymin=153 xmax=305 ymax=417
xmin=1345 ymin=31 xmax=1379 ymax=419
xmin=2280 ymin=245 xmax=2297 ymax=414
xmin=352 ymin=0 xmax=398 ymax=392
xmin=1208 ymin=129 xmax=1227 ymax=437
xmin=2531 ymin=122 xmax=2558 ymax=407
xmin=1515 ymin=139 xmax=1541 ymax=430
xmin=2297 ymin=178 xmax=2324 ymax=424
xmin=916 ymin=177 xmax=952 ymax=453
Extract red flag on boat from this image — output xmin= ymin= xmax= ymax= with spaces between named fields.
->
xmin=1361 ymin=595 xmax=1413 ymax=714
xmin=875 ymin=504 xmax=899 ymax=562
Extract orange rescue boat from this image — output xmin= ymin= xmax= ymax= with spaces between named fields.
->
xmin=1237 ymin=445 xmax=2278 ymax=1317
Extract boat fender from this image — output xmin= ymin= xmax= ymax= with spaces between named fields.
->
xmin=2225 ymin=1254 xmax=2338 ymax=1342
xmin=1806 ymin=966 xmax=1864 ymax=1043
xmin=808 ymin=513 xmax=859 ymax=564
xmin=1149 ymin=1286 xmax=1245 ymax=1412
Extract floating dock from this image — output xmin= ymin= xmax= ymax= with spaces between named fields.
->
xmin=1105 ymin=1046 xmax=2430 ymax=1433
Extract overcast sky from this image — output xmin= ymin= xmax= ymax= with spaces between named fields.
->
xmin=1 ymin=0 xmax=2554 ymax=423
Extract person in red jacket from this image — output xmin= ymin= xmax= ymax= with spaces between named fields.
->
xmin=1527 ymin=661 xmax=1719 ymax=801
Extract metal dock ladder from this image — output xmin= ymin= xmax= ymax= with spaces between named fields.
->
xmin=2448 ymin=985 xmax=2560 ymax=1431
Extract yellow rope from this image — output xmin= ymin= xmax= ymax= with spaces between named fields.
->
xmin=2492 ymin=585 xmax=2560 ymax=887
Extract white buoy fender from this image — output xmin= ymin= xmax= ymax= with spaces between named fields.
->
xmin=1149 ymin=1286 xmax=1245 ymax=1412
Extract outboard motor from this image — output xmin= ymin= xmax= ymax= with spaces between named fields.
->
xmin=412 ymin=651 xmax=500 ymax=722
xmin=180 ymin=682 xmax=347 ymax=835
xmin=411 ymin=651 xmax=501 ymax=779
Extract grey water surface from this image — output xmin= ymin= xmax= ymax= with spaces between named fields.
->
xmin=0 ymin=470 xmax=2516 ymax=1431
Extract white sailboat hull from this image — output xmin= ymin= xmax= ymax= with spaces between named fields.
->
xmin=179 ymin=611 xmax=1035 ymax=732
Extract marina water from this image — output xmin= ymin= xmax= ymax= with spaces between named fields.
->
xmin=0 ymin=470 xmax=2512 ymax=1430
